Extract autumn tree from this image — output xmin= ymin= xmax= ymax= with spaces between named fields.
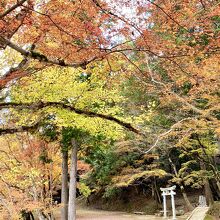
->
xmin=0 ymin=134 xmax=61 ymax=219
xmin=1 ymin=59 xmax=144 ymax=220
xmin=0 ymin=0 xmax=220 ymax=218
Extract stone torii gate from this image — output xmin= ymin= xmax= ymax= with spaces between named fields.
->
xmin=160 ymin=185 xmax=176 ymax=220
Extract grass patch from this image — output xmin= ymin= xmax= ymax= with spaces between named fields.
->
xmin=204 ymin=214 xmax=214 ymax=220
xmin=206 ymin=201 xmax=220 ymax=220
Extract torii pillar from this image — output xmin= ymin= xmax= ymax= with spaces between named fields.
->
xmin=160 ymin=185 xmax=176 ymax=220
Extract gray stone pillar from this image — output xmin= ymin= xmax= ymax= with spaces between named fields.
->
xmin=162 ymin=193 xmax=167 ymax=218
xmin=171 ymin=193 xmax=176 ymax=220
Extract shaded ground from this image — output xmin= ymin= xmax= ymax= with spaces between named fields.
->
xmin=77 ymin=209 xmax=159 ymax=220
xmin=83 ymin=187 xmax=201 ymax=216
xmin=76 ymin=209 xmax=189 ymax=220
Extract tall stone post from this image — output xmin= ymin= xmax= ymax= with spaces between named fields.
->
xmin=171 ymin=193 xmax=176 ymax=220
xmin=162 ymin=193 xmax=167 ymax=218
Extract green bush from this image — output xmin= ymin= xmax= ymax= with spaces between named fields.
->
xmin=207 ymin=202 xmax=220 ymax=219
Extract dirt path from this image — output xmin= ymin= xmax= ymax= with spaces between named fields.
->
xmin=77 ymin=209 xmax=162 ymax=220
xmin=76 ymin=209 xmax=188 ymax=220
xmin=54 ymin=207 xmax=190 ymax=219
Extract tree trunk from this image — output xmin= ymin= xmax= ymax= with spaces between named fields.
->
xmin=215 ymin=181 xmax=220 ymax=194
xmin=153 ymin=177 xmax=161 ymax=204
xmin=68 ymin=138 xmax=78 ymax=220
xmin=179 ymin=185 xmax=194 ymax=211
xmin=36 ymin=211 xmax=47 ymax=220
xmin=204 ymin=179 xmax=214 ymax=205
xmin=168 ymin=156 xmax=194 ymax=211
xmin=210 ymin=179 xmax=220 ymax=200
xmin=21 ymin=211 xmax=35 ymax=220
xmin=30 ymin=212 xmax=35 ymax=220
xmin=200 ymin=161 xmax=214 ymax=205
xmin=197 ymin=135 xmax=220 ymax=194
xmin=61 ymin=149 xmax=69 ymax=220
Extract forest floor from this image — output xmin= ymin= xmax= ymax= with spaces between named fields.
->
xmin=75 ymin=209 xmax=189 ymax=220
xmin=55 ymin=208 xmax=190 ymax=220
xmin=68 ymin=191 xmax=196 ymax=220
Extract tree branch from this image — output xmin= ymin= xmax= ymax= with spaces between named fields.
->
xmin=0 ymin=0 xmax=27 ymax=19
xmin=0 ymin=121 xmax=40 ymax=135
xmin=0 ymin=101 xmax=145 ymax=136
xmin=145 ymin=57 xmax=216 ymax=120
xmin=0 ymin=57 xmax=28 ymax=89
xmin=146 ymin=0 xmax=188 ymax=32
xmin=0 ymin=36 xmax=99 ymax=68
xmin=21 ymin=5 xmax=78 ymax=39
xmin=92 ymin=0 xmax=143 ymax=36
xmin=144 ymin=117 xmax=194 ymax=154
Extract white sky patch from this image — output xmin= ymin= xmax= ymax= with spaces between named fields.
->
xmin=106 ymin=0 xmax=148 ymax=27
xmin=102 ymin=0 xmax=150 ymax=48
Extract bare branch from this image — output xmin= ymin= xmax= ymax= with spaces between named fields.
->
xmin=144 ymin=117 xmax=194 ymax=154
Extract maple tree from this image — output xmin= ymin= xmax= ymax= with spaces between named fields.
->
xmin=0 ymin=0 xmax=135 ymax=89
xmin=2 ymin=60 xmax=143 ymax=219
xmin=0 ymin=133 xmax=61 ymax=219
xmin=0 ymin=0 xmax=220 ymax=219
xmin=135 ymin=0 xmax=220 ymax=201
